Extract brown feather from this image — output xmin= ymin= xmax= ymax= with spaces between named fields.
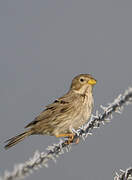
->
xmin=4 ymin=130 xmax=33 ymax=149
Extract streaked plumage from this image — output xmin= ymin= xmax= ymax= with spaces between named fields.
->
xmin=4 ymin=74 xmax=96 ymax=149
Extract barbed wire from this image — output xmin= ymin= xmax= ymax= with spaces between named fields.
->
xmin=0 ymin=87 xmax=132 ymax=180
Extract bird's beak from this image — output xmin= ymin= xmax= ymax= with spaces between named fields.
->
xmin=88 ymin=78 xmax=97 ymax=85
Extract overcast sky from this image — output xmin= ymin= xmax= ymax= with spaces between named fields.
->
xmin=0 ymin=1 xmax=132 ymax=180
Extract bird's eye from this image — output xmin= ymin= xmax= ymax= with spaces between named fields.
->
xmin=80 ymin=78 xmax=84 ymax=82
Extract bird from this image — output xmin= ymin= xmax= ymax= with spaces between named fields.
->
xmin=4 ymin=74 xmax=96 ymax=149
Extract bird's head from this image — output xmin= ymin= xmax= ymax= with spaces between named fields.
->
xmin=70 ymin=74 xmax=97 ymax=95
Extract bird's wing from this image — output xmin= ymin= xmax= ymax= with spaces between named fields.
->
xmin=25 ymin=91 xmax=81 ymax=129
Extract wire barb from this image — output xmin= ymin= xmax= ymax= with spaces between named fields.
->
xmin=114 ymin=167 xmax=132 ymax=180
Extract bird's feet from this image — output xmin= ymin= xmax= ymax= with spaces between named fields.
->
xmin=56 ymin=133 xmax=79 ymax=145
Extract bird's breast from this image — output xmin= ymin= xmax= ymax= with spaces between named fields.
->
xmin=82 ymin=94 xmax=93 ymax=122
xmin=70 ymin=93 xmax=94 ymax=131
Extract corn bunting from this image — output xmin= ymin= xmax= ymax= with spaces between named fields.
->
xmin=5 ymin=74 xmax=96 ymax=149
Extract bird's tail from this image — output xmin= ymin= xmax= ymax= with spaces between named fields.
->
xmin=4 ymin=130 xmax=33 ymax=149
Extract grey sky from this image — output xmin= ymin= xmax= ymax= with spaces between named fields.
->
xmin=0 ymin=1 xmax=132 ymax=180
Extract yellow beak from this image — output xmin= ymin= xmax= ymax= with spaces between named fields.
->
xmin=88 ymin=78 xmax=97 ymax=85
